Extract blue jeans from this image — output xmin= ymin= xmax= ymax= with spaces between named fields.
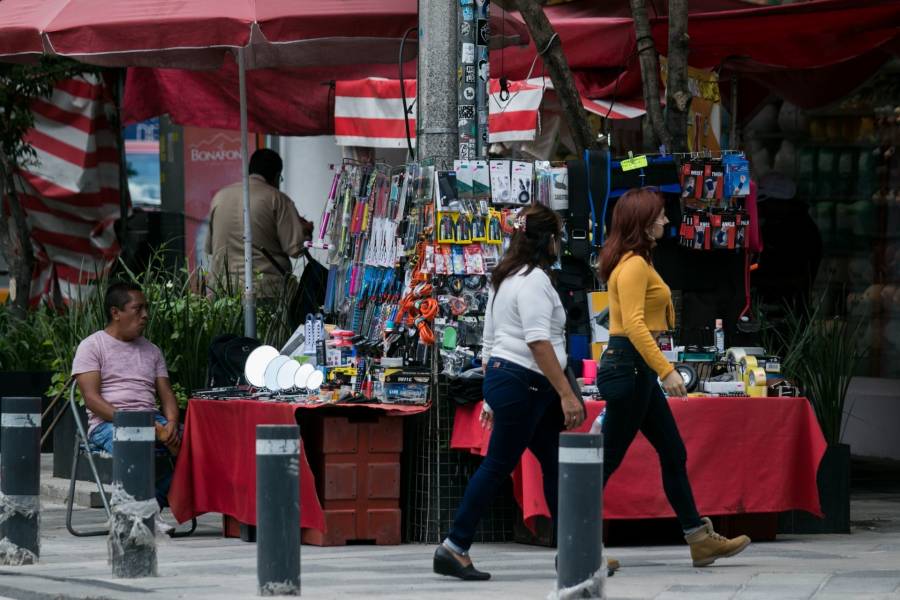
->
xmin=597 ymin=336 xmax=702 ymax=531
xmin=89 ymin=413 xmax=176 ymax=509
xmin=447 ymin=358 xmax=564 ymax=552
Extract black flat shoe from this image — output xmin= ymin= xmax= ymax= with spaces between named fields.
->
xmin=433 ymin=545 xmax=491 ymax=581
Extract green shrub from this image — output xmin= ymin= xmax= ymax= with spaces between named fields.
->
xmin=2 ymin=249 xmax=293 ymax=407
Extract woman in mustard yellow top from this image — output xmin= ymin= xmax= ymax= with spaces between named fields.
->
xmin=597 ymin=188 xmax=750 ymax=568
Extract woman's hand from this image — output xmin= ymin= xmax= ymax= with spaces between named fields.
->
xmin=479 ymin=403 xmax=494 ymax=429
xmin=661 ymin=370 xmax=687 ymax=397
xmin=560 ymin=391 xmax=585 ymax=430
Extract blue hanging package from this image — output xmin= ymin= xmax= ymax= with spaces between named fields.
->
xmin=723 ymin=154 xmax=751 ymax=197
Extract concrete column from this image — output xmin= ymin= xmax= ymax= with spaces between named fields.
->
xmin=0 ymin=397 xmax=42 ymax=565
xmin=110 ymin=411 xmax=157 ymax=578
xmin=417 ymin=0 xmax=458 ymax=166
xmin=256 ymin=424 xmax=301 ymax=596
xmin=556 ymin=432 xmax=604 ymax=597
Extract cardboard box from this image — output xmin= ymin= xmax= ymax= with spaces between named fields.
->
xmin=378 ymin=367 xmax=430 ymax=404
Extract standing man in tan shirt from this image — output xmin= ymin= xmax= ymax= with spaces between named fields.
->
xmin=205 ymin=148 xmax=314 ymax=297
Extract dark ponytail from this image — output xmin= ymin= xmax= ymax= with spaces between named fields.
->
xmin=491 ymin=204 xmax=562 ymax=294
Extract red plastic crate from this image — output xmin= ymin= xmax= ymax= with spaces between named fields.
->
xmin=301 ymin=413 xmax=403 ymax=546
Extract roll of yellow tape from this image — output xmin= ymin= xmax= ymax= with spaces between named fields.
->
xmin=740 ymin=356 xmax=759 ymax=371
xmin=747 ymin=367 xmax=767 ymax=387
xmin=748 ymin=385 xmax=768 ymax=398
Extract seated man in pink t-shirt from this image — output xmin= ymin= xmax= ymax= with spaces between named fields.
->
xmin=72 ymin=282 xmax=181 ymax=513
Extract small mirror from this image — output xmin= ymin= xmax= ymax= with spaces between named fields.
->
xmin=244 ymin=346 xmax=279 ymax=388
xmin=277 ymin=360 xmax=301 ymax=391
xmin=306 ymin=369 xmax=325 ymax=391
xmin=295 ymin=364 xmax=315 ymax=389
xmin=264 ymin=355 xmax=290 ymax=391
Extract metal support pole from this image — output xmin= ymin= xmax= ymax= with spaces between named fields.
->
xmin=0 ymin=397 xmax=42 ymax=565
xmin=256 ymin=425 xmax=300 ymax=596
xmin=458 ymin=0 xmax=477 ymax=160
xmin=556 ymin=432 xmax=604 ymax=598
xmin=238 ymin=46 xmax=256 ymax=338
xmin=110 ymin=411 xmax=157 ymax=578
xmin=417 ymin=0 xmax=458 ymax=166
xmin=475 ymin=0 xmax=490 ymax=158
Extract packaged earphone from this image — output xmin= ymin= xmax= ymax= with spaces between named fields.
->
xmin=489 ymin=160 xmax=512 ymax=204
xmin=511 ymin=161 xmax=534 ymax=204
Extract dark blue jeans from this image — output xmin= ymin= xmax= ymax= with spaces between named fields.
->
xmin=447 ymin=358 xmax=564 ymax=552
xmin=89 ymin=413 xmax=176 ymax=509
xmin=597 ymin=336 xmax=703 ymax=531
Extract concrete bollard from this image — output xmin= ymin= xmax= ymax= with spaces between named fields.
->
xmin=0 ymin=397 xmax=42 ymax=565
xmin=256 ymin=424 xmax=301 ymax=596
xmin=110 ymin=411 xmax=157 ymax=578
xmin=555 ymin=432 xmax=604 ymax=599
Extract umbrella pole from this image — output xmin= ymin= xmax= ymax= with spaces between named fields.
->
xmin=238 ymin=47 xmax=256 ymax=338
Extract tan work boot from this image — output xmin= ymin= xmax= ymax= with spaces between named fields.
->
xmin=606 ymin=557 xmax=621 ymax=575
xmin=685 ymin=517 xmax=751 ymax=567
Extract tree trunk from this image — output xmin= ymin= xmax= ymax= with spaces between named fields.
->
xmin=512 ymin=0 xmax=595 ymax=156
xmin=664 ymin=0 xmax=691 ymax=153
xmin=629 ymin=0 xmax=671 ymax=153
xmin=0 ymin=165 xmax=35 ymax=318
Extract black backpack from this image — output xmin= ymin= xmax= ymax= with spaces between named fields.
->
xmin=291 ymin=254 xmax=328 ymax=330
xmin=207 ymin=334 xmax=261 ymax=387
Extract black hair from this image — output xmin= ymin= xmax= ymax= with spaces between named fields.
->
xmin=105 ymin=281 xmax=143 ymax=323
xmin=490 ymin=204 xmax=562 ymax=294
xmin=248 ymin=148 xmax=283 ymax=186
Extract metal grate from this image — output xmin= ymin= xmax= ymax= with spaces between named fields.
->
xmin=403 ymin=376 xmax=517 ymax=544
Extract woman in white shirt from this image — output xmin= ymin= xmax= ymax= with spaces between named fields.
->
xmin=434 ymin=204 xmax=585 ymax=581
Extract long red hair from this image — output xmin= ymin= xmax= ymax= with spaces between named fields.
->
xmin=598 ymin=188 xmax=664 ymax=282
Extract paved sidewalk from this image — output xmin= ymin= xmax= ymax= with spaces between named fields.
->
xmin=4 ymin=453 xmax=900 ymax=599
xmin=0 ymin=490 xmax=897 ymax=599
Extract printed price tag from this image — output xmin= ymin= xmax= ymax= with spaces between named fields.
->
xmin=620 ymin=155 xmax=648 ymax=172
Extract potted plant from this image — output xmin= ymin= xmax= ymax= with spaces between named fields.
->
xmin=775 ymin=298 xmax=863 ymax=534
xmin=0 ymin=304 xmax=57 ymax=451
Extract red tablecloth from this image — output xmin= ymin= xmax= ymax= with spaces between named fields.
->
xmin=451 ymin=397 xmax=826 ymax=531
xmin=169 ymin=399 xmax=428 ymax=532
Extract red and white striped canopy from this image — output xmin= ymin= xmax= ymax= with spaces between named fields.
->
xmin=13 ymin=75 xmax=122 ymax=305
xmin=334 ymin=77 xmax=645 ymax=148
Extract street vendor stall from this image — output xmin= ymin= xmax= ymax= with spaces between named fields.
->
xmin=169 ymin=398 xmax=428 ymax=545
xmin=452 ymin=397 xmax=826 ymax=539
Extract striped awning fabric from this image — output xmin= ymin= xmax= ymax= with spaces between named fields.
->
xmin=334 ymin=76 xmax=645 ymax=148
xmin=13 ymin=74 xmax=123 ymax=305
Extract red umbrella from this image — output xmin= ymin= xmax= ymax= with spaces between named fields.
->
xmin=0 ymin=0 xmax=527 ymax=337
xmin=0 ymin=0 xmax=527 ymax=68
